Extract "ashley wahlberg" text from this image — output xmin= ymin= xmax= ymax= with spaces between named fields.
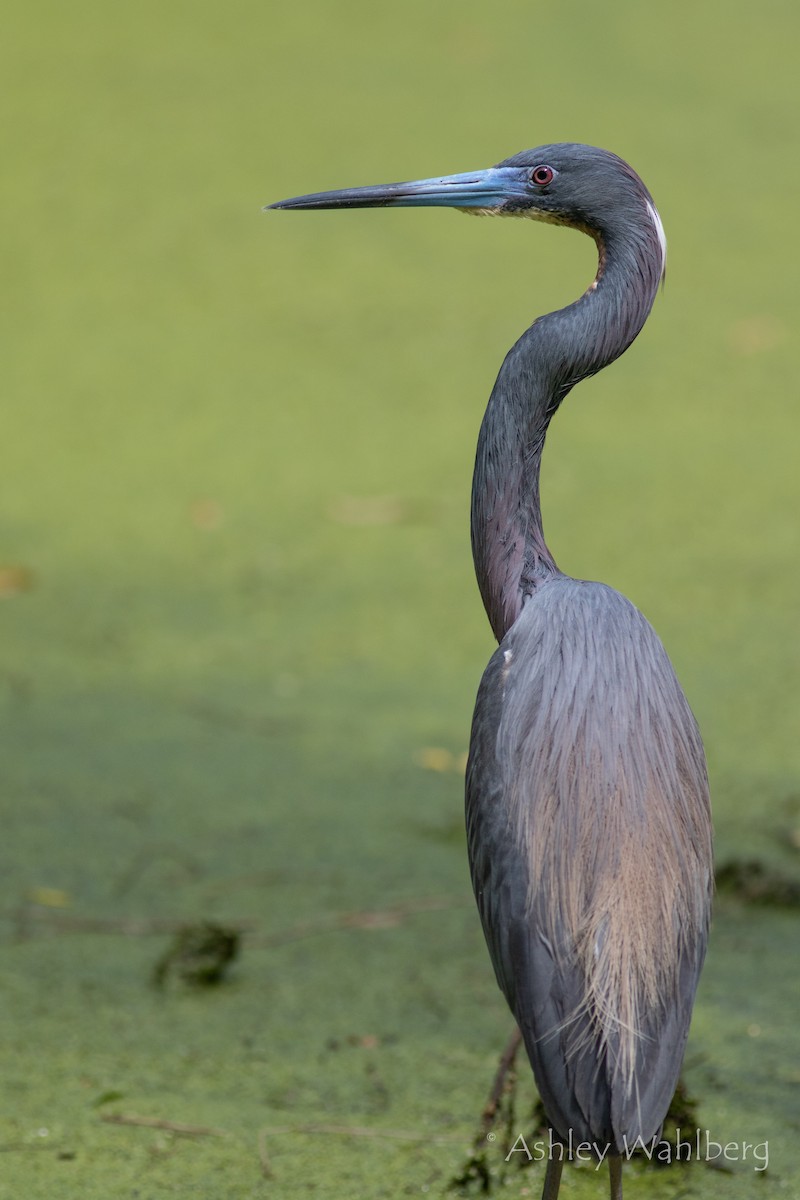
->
xmin=503 ymin=1128 xmax=769 ymax=1171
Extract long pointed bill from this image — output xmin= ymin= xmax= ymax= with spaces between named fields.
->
xmin=267 ymin=167 xmax=530 ymax=213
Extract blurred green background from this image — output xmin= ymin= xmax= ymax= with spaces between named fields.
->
xmin=2 ymin=0 xmax=798 ymax=1196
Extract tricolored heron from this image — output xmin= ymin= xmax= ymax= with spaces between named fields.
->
xmin=270 ymin=143 xmax=713 ymax=1200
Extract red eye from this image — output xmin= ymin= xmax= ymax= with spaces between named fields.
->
xmin=530 ymin=165 xmax=554 ymax=187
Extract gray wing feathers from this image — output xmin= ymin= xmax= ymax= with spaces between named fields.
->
xmin=465 ymin=577 xmax=712 ymax=1149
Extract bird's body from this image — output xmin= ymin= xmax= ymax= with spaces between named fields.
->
xmin=466 ymin=576 xmax=710 ymax=1154
xmin=271 ymin=142 xmax=713 ymax=1199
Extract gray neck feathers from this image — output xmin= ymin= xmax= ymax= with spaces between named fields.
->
xmin=471 ymin=216 xmax=664 ymax=642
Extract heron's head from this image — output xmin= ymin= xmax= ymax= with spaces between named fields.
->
xmin=269 ymin=142 xmax=666 ymax=277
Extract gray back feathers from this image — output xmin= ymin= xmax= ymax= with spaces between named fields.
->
xmin=466 ymin=577 xmax=712 ymax=1147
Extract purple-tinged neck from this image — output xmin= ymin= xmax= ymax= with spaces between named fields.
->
xmin=470 ymin=213 xmax=665 ymax=642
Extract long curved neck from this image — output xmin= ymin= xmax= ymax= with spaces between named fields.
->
xmin=471 ymin=222 xmax=663 ymax=642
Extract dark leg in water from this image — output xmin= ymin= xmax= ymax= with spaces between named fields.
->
xmin=541 ymin=1153 xmax=563 ymax=1200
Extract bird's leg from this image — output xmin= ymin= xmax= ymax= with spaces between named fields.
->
xmin=475 ymin=1024 xmax=523 ymax=1142
xmin=609 ymin=1154 xmax=623 ymax=1200
xmin=541 ymin=1153 xmax=563 ymax=1200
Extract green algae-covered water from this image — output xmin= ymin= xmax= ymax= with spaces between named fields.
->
xmin=2 ymin=1 xmax=799 ymax=1196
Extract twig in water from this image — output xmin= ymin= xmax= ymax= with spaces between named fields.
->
xmin=101 ymin=1113 xmax=227 ymax=1138
xmin=476 ymin=1024 xmax=522 ymax=1145
xmin=259 ymin=1122 xmax=465 ymax=1144
xmin=253 ymin=895 xmax=465 ymax=949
